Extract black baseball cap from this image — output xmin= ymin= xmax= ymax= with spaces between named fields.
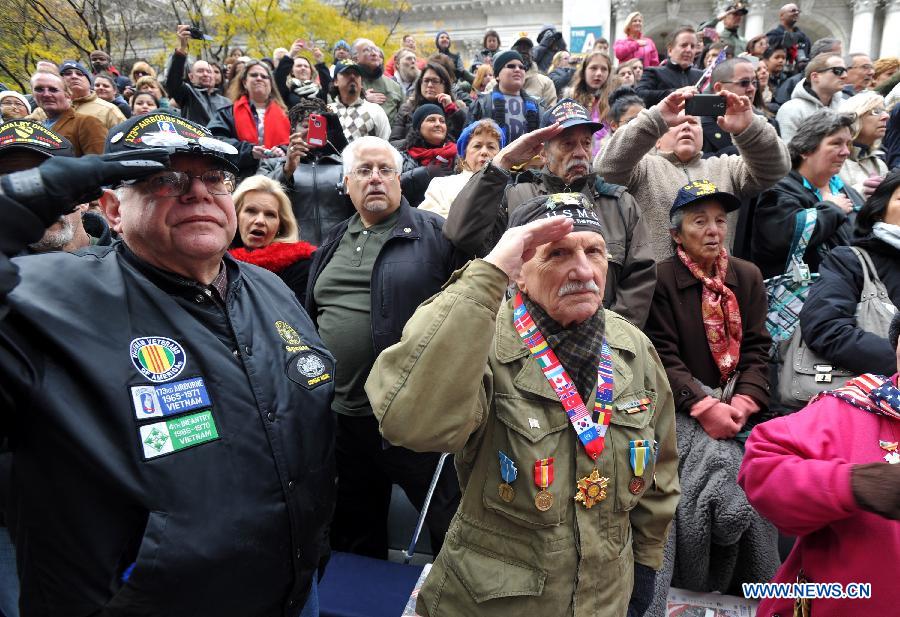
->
xmin=669 ymin=180 xmax=741 ymax=219
xmin=333 ymin=59 xmax=362 ymax=76
xmin=726 ymin=3 xmax=748 ymax=15
xmin=509 ymin=192 xmax=604 ymax=238
xmin=543 ymin=98 xmax=604 ymax=132
xmin=105 ymin=112 xmax=239 ymax=173
xmin=0 ymin=120 xmax=73 ymax=158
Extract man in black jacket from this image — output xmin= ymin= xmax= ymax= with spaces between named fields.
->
xmin=636 ymin=26 xmax=704 ymax=106
xmin=305 ymin=135 xmax=465 ymax=560
xmin=166 ymin=24 xmax=231 ymax=125
xmin=0 ymin=112 xmax=335 ymax=616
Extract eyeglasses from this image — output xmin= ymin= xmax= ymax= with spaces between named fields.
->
xmin=868 ymin=107 xmax=887 ymax=116
xmin=721 ymin=78 xmax=759 ymax=89
xmin=853 ymin=64 xmax=874 ymax=71
xmin=351 ymin=166 xmax=397 ymax=180
xmin=504 ymin=63 xmax=525 ymax=71
xmin=360 ymin=46 xmax=379 ymax=55
xmin=129 ymin=169 xmax=237 ymax=197
xmin=0 ymin=99 xmax=27 ymax=107
xmin=33 ymin=86 xmax=62 ymax=94
xmin=421 ymin=77 xmax=442 ymax=86
xmin=822 ymin=66 xmax=848 ymax=77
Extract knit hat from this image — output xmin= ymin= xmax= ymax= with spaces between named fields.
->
xmin=493 ymin=50 xmax=524 ymax=76
xmin=0 ymin=90 xmax=31 ymax=114
xmin=333 ymin=40 xmax=351 ymax=53
xmin=412 ymin=103 xmax=445 ymax=132
xmin=60 ymin=60 xmax=94 ymax=88
xmin=508 ymin=192 xmax=604 ymax=238
xmin=435 ymin=30 xmax=450 ymax=49
xmin=456 ymin=119 xmax=506 ymax=159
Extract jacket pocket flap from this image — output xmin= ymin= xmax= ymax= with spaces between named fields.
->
xmin=449 ymin=544 xmax=546 ymax=603
xmin=495 ymin=394 xmax=569 ymax=443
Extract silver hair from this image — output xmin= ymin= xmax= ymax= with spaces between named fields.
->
xmin=787 ymin=111 xmax=855 ymax=168
xmin=341 ymin=136 xmax=404 ymax=178
xmin=669 ymin=209 xmax=685 ymax=232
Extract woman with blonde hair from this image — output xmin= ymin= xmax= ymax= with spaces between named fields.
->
xmin=209 ymin=60 xmax=292 ymax=177
xmin=614 ymin=11 xmax=659 ymax=67
xmin=470 ymin=63 xmax=494 ymax=97
xmin=565 ymin=50 xmax=613 ymax=155
xmin=228 ymin=175 xmax=316 ymax=301
xmin=838 ymin=91 xmax=891 ymax=197
xmin=129 ymin=61 xmax=156 ymax=84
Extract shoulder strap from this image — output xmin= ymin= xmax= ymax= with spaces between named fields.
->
xmin=850 ymin=247 xmax=890 ymax=300
xmin=784 ymin=208 xmax=817 ymax=273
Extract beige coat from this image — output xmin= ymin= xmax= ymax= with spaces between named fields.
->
xmin=30 ymin=92 xmax=125 ymax=129
xmin=418 ymin=170 xmax=474 ymax=218
xmin=366 ymin=259 xmax=679 ymax=617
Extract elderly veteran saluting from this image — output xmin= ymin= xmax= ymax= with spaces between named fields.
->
xmin=366 ymin=193 xmax=679 ymax=617
xmin=0 ymin=111 xmax=335 ymax=615
xmin=444 ymin=98 xmax=656 ymax=328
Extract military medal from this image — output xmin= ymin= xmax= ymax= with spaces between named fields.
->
xmin=533 ymin=458 xmax=554 ymax=511
xmin=628 ymin=439 xmax=655 ymax=494
xmin=498 ymin=451 xmax=518 ymax=502
xmin=880 ymin=440 xmax=900 ymax=464
xmin=574 ymin=469 xmax=609 ymax=509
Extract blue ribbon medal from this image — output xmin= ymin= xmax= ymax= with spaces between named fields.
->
xmin=498 ymin=450 xmax=518 ymax=502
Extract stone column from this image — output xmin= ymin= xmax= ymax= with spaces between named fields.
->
xmin=743 ymin=0 xmax=769 ymax=40
xmin=881 ymin=0 xmax=900 ymax=58
xmin=612 ymin=0 xmax=639 ymax=41
xmin=848 ymin=0 xmax=877 ymax=55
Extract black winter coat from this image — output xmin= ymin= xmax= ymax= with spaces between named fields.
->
xmin=548 ymin=67 xmax=575 ymax=96
xmin=635 ymin=60 xmax=703 ymax=107
xmin=0 ymin=193 xmax=335 ymax=615
xmin=751 ymin=170 xmax=863 ymax=279
xmin=164 ymin=51 xmax=232 ymax=125
xmin=305 ymin=200 xmax=467 ymax=355
xmin=273 ymin=54 xmax=331 ymax=108
xmin=799 ymin=237 xmax=900 ymax=375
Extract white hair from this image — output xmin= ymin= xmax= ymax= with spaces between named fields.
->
xmin=341 ymin=136 xmax=403 ymax=178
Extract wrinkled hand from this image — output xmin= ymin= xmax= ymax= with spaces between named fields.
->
xmin=366 ymin=89 xmax=387 ymax=104
xmin=729 ymin=394 xmax=759 ymax=428
xmin=690 ymin=396 xmax=742 ymax=439
xmin=829 ymin=192 xmax=855 ymax=214
xmin=716 ymin=89 xmax=754 ymax=135
xmin=493 ymin=123 xmax=563 ymax=170
xmin=656 ymin=88 xmax=697 ymax=127
xmin=852 ymin=462 xmax=900 ymax=520
xmin=1 ymin=150 xmax=169 ymax=227
xmin=862 ymin=174 xmax=884 ymax=199
xmin=284 ymin=133 xmax=310 ymax=177
xmin=484 ymin=216 xmax=574 ymax=281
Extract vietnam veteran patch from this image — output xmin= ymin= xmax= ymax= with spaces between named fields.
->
xmin=139 ymin=410 xmax=219 ymax=460
xmin=130 ymin=336 xmax=186 ymax=383
xmin=130 ymin=376 xmax=211 ymax=420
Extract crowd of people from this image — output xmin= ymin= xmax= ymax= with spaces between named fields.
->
xmin=1 ymin=1 xmax=900 ymax=616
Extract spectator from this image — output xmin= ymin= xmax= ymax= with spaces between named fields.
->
xmin=752 ymin=111 xmax=861 ymax=278
xmin=352 ymin=38 xmax=404 ymax=124
xmin=228 ymin=175 xmax=316 ymax=302
xmin=702 ymin=41 xmax=729 ymax=68
xmin=635 ymin=26 xmax=703 ymax=106
xmin=698 ymin=3 xmax=749 ymax=53
xmin=702 ymin=58 xmax=764 ymax=156
xmin=470 ymin=63 xmax=493 ymax=98
xmin=738 ymin=313 xmax=900 ymax=617
xmin=766 ymin=3 xmax=812 ymax=71
xmin=328 ymin=60 xmax=391 ymax=144
xmin=837 ymin=92 xmax=889 ymax=197
xmin=50 ymin=60 xmax=126 ymax=129
xmin=275 ymin=39 xmax=330 ymax=107
xmin=434 ymin=30 xmax=472 ymax=82
xmin=384 ymin=34 xmax=424 ymax=78
xmin=396 ymin=104 xmax=457 ymax=207
xmin=446 ymin=99 xmax=657 ymax=327
xmin=27 ymin=72 xmax=106 ymax=155
xmin=0 ymin=111 xmax=333 ymax=615
xmin=595 ymin=89 xmax=790 ymax=261
xmin=593 ymin=36 xmax=610 ymax=54
xmin=330 ymin=39 xmax=352 ymax=75
xmin=419 ymin=118 xmax=504 ymax=218
xmin=755 ymin=60 xmax=775 ymax=112
xmin=627 ymin=58 xmax=645 ymax=82
xmin=209 ymin=62 xmax=225 ymax=92
xmin=260 ymin=99 xmax=352 ymax=245
xmin=762 ymin=44 xmax=789 ymax=94
xmin=477 ymin=28 xmax=501 ymax=67
xmin=129 ymin=60 xmax=156 ymax=84
xmin=167 ymin=24 xmax=232 ymax=124
xmin=0 ymin=91 xmax=30 ymax=120
xmin=614 ymin=62 xmax=636 ymax=88
xmin=799 ymin=169 xmax=900 ymax=377
xmin=607 ymin=86 xmax=645 ymax=132
xmin=305 ymin=135 xmax=464 ymax=562
xmin=532 ymin=25 xmax=567 ymax=74
xmin=771 ymin=37 xmax=843 ymax=110
xmin=884 ymin=100 xmax=900 ymax=169
xmin=134 ymin=75 xmax=172 ymax=111
xmin=93 ymin=72 xmax=132 ymax=118
xmin=511 ymin=36 xmax=558 ymax=109
xmin=776 ymin=52 xmax=847 ymax=143
xmin=208 ymin=60 xmax=291 ymax=177
xmin=548 ymin=51 xmax=577 ymax=96
xmin=564 ymin=51 xmax=613 ymax=156
xmin=845 ymin=53 xmax=876 ymax=94
xmin=391 ymin=48 xmax=420 ymax=98
xmin=873 ymin=57 xmax=899 ymax=90
xmin=130 ymin=91 xmax=159 ymax=115
xmin=468 ymin=50 xmax=543 ymax=142
xmin=390 ymin=62 xmax=466 ymax=148
xmin=614 ymin=12 xmax=660 ymax=68
xmin=745 ymin=34 xmax=769 ymax=59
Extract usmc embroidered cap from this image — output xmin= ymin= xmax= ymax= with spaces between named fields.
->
xmin=509 ymin=192 xmax=604 ymax=239
xmin=105 ymin=111 xmax=239 ymax=173
xmin=669 ymin=179 xmax=741 ymax=219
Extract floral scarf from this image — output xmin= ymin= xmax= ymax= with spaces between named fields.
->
xmin=676 ymin=245 xmax=743 ymax=383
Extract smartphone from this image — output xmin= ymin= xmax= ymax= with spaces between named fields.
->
xmin=307 ymin=114 xmax=327 ymax=148
xmin=684 ymin=94 xmax=726 ymax=117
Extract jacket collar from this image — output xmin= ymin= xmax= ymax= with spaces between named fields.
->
xmin=659 ymin=149 xmax=702 ymax=166
xmin=664 ymin=60 xmax=695 ymax=75
xmin=672 ymin=252 xmax=738 ymax=290
xmin=538 ymin=168 xmax=592 ymax=193
xmin=387 ymin=199 xmax=422 ymax=240
xmin=117 ymin=241 xmax=242 ymax=299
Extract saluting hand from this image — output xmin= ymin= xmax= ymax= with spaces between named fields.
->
xmin=485 ymin=217 xmax=574 ymax=282
xmin=493 ymin=123 xmax=563 ymax=171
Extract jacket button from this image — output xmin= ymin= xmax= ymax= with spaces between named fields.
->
xmin=244 ymin=345 xmax=252 ymax=356
xmin=266 ymin=411 xmax=275 ymax=422
xmin=680 ymin=389 xmax=690 ymax=396
xmin=403 ymin=227 xmax=412 ymax=233
xmin=232 ymin=349 xmax=239 ymax=357
xmin=288 ymin=599 xmax=295 ymax=608
xmin=194 ymin=293 xmax=205 ymax=303
xmin=288 ymin=480 xmax=295 ymax=490
xmin=296 ymin=548 xmax=302 ymax=559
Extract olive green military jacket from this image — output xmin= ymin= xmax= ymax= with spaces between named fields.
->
xmin=366 ymin=260 xmax=680 ymax=617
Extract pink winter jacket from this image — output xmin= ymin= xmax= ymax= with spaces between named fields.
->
xmin=613 ymin=36 xmax=659 ymax=67
xmin=738 ymin=378 xmax=900 ymax=616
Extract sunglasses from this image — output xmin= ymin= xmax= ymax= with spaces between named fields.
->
xmin=822 ymin=66 xmax=848 ymax=77
xmin=504 ymin=63 xmax=525 ymax=71
xmin=721 ymin=78 xmax=759 ymax=89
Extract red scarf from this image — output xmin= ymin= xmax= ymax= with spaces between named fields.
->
xmin=233 ymin=96 xmax=290 ymax=148
xmin=229 ymin=241 xmax=316 ymax=273
xmin=407 ymin=141 xmax=457 ymax=167
xmin=676 ymin=246 xmax=743 ymax=383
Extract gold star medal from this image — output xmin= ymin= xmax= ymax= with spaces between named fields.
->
xmin=574 ymin=469 xmax=609 ymax=509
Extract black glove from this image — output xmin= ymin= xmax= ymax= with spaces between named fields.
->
xmin=0 ymin=149 xmax=169 ymax=227
xmin=627 ymin=562 xmax=657 ymax=617
xmin=425 ymin=159 xmax=454 ymax=179
xmin=851 ymin=462 xmax=900 ymax=520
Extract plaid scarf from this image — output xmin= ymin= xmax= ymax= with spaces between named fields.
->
xmin=521 ymin=293 xmax=606 ymax=403
xmin=676 ymin=246 xmax=742 ymax=384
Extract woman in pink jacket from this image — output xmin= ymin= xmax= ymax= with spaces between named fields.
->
xmin=613 ymin=12 xmax=660 ymax=68
xmin=738 ymin=312 xmax=900 ymax=616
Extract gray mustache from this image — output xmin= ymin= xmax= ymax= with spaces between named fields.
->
xmin=558 ymin=280 xmax=600 ymax=297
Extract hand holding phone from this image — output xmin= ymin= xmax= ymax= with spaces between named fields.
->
xmin=684 ymin=94 xmax=726 ymax=117
xmin=306 ymin=114 xmax=327 ymax=148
